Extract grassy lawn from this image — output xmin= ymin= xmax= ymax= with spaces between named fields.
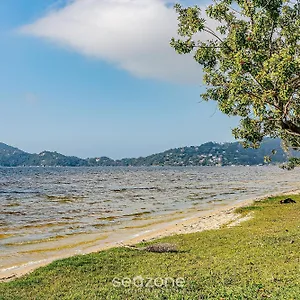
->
xmin=1 ymin=194 xmax=300 ymax=299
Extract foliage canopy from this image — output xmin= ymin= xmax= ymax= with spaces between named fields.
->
xmin=171 ymin=0 xmax=300 ymax=153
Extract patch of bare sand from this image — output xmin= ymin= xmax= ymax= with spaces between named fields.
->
xmin=121 ymin=189 xmax=300 ymax=244
xmin=123 ymin=201 xmax=251 ymax=243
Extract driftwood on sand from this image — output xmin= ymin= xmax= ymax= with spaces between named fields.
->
xmin=123 ymin=243 xmax=178 ymax=253
xmin=280 ymin=198 xmax=296 ymax=204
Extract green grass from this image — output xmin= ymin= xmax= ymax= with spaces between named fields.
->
xmin=1 ymin=194 xmax=300 ymax=299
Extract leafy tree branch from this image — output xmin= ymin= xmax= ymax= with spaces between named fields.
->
xmin=170 ymin=0 xmax=300 ymax=167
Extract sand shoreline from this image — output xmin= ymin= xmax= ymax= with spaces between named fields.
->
xmin=1 ymin=189 xmax=299 ymax=282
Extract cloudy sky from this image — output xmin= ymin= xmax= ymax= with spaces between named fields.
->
xmin=0 ymin=0 xmax=238 ymax=159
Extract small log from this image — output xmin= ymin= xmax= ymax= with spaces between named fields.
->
xmin=280 ymin=198 xmax=296 ymax=204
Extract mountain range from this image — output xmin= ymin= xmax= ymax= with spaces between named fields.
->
xmin=0 ymin=139 xmax=289 ymax=167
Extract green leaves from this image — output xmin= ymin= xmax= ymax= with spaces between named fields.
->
xmin=170 ymin=0 xmax=300 ymax=152
xmin=174 ymin=4 xmax=204 ymax=38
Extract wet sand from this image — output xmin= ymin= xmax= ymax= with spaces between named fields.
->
xmin=1 ymin=189 xmax=298 ymax=282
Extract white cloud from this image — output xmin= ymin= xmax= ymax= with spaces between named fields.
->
xmin=20 ymin=0 xmax=215 ymax=83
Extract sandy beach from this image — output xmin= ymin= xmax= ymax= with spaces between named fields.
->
xmin=1 ymin=188 xmax=299 ymax=282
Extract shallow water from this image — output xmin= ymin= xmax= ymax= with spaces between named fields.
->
xmin=1 ymin=166 xmax=300 ymax=274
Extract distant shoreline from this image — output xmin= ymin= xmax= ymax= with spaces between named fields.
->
xmin=0 ymin=138 xmax=287 ymax=167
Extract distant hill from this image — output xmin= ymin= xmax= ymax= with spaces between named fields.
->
xmin=0 ymin=139 xmax=289 ymax=167
xmin=114 ymin=138 xmax=287 ymax=167
xmin=0 ymin=143 xmax=31 ymax=166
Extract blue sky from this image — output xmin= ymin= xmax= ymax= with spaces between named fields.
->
xmin=0 ymin=0 xmax=238 ymax=159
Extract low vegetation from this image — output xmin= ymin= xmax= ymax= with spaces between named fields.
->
xmin=1 ymin=194 xmax=300 ymax=299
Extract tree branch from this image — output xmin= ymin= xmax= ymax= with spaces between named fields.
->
xmin=289 ymin=76 xmax=300 ymax=88
xmin=246 ymin=72 xmax=264 ymax=91
xmin=283 ymin=94 xmax=296 ymax=118
xmin=203 ymin=27 xmax=234 ymax=51
xmin=203 ymin=27 xmax=225 ymax=43
xmin=282 ymin=119 xmax=300 ymax=136
xmin=269 ymin=20 xmax=276 ymax=58
xmin=194 ymin=45 xmax=224 ymax=49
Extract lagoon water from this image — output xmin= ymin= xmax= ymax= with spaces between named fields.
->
xmin=1 ymin=166 xmax=300 ymax=276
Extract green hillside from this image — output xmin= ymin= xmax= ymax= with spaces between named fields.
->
xmin=0 ymin=139 xmax=289 ymax=167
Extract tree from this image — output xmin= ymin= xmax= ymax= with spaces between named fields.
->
xmin=170 ymin=0 xmax=300 ymax=160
